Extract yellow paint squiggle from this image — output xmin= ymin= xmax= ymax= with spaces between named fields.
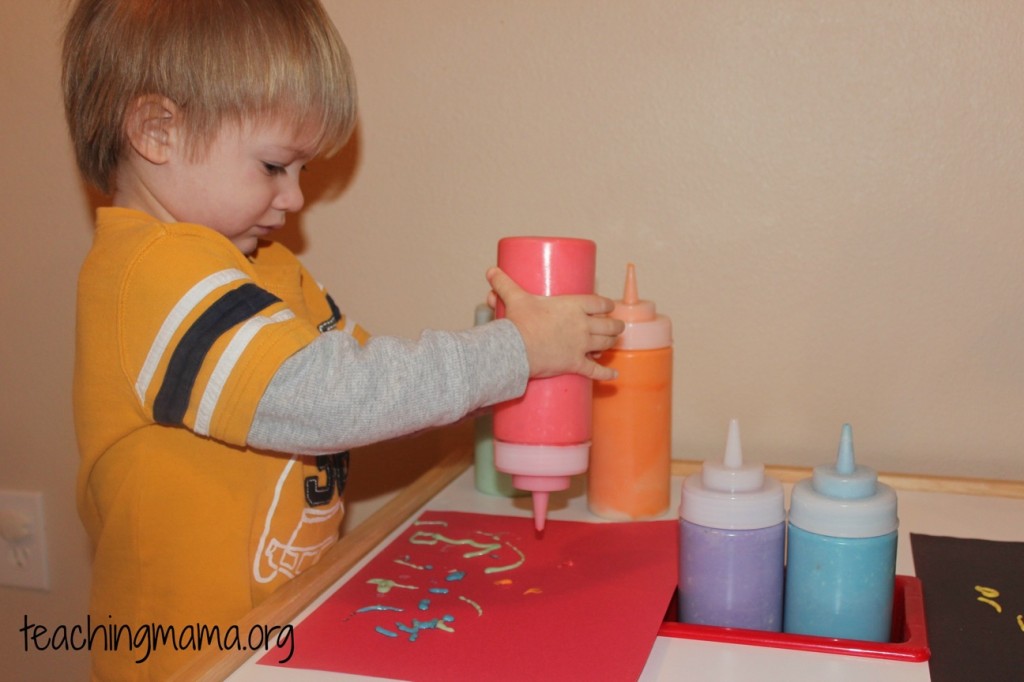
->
xmin=408 ymin=531 xmax=525 ymax=573
xmin=459 ymin=595 xmax=484 ymax=616
xmin=367 ymin=578 xmax=418 ymax=594
xmin=975 ymin=586 xmax=1003 ymax=613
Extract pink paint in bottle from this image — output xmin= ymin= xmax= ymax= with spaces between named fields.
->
xmin=493 ymin=236 xmax=596 ymax=531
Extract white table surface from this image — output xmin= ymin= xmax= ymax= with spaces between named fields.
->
xmin=226 ymin=469 xmax=1024 ymax=681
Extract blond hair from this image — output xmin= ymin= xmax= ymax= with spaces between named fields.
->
xmin=62 ymin=0 xmax=357 ymax=194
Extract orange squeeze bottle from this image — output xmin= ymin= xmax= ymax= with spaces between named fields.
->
xmin=588 ymin=263 xmax=673 ymax=520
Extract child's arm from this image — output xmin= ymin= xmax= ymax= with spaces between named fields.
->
xmin=248 ymin=317 xmax=529 ymax=455
xmin=247 ymin=269 xmax=623 ymax=456
xmin=486 ymin=267 xmax=623 ymax=382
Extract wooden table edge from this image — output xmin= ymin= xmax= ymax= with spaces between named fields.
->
xmin=670 ymin=460 xmax=1024 ymax=499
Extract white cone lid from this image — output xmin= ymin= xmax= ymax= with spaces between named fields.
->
xmin=789 ymin=424 xmax=899 ymax=538
xmin=680 ymin=419 xmax=785 ymax=530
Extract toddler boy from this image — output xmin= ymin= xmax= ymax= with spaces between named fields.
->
xmin=62 ymin=0 xmax=621 ymax=678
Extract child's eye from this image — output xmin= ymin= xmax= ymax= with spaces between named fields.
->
xmin=263 ymin=162 xmax=286 ymax=175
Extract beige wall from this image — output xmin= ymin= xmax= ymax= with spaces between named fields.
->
xmin=2 ymin=1 xmax=1022 ymax=679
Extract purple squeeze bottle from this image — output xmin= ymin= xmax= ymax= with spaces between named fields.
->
xmin=678 ymin=419 xmax=786 ymax=631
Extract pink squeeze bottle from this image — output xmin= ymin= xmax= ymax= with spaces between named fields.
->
xmin=493 ymin=236 xmax=596 ymax=531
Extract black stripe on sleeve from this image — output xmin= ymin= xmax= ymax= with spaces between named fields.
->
xmin=318 ymin=293 xmax=342 ymax=333
xmin=153 ymin=283 xmax=282 ymax=426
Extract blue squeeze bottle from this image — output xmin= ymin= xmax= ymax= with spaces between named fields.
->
xmin=783 ymin=424 xmax=899 ymax=642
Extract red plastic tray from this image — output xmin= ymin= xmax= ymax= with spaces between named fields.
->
xmin=658 ymin=575 xmax=930 ymax=662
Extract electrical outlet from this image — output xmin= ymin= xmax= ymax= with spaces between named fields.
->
xmin=0 ymin=490 xmax=49 ymax=591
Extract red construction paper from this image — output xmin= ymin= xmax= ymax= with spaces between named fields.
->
xmin=259 ymin=510 xmax=678 ymax=681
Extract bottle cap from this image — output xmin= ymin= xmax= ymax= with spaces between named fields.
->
xmin=788 ymin=424 xmax=899 ymax=538
xmin=679 ymin=419 xmax=785 ymax=530
xmin=494 ymin=441 xmax=590 ymax=532
xmin=610 ymin=263 xmax=672 ymax=351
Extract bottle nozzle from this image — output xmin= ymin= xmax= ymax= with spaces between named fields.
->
xmin=835 ymin=423 xmax=855 ymax=475
xmin=701 ymin=419 xmax=765 ymax=493
xmin=613 ymin=263 xmax=656 ymax=322
xmin=811 ymin=423 xmax=878 ymax=499
xmin=724 ymin=418 xmax=743 ymax=468
xmin=623 ymin=262 xmax=639 ymax=304
xmin=532 ymin=492 xmax=549 ymax=532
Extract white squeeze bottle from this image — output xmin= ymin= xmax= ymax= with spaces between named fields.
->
xmin=678 ymin=419 xmax=786 ymax=630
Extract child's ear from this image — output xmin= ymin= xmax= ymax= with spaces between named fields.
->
xmin=125 ymin=95 xmax=180 ymax=165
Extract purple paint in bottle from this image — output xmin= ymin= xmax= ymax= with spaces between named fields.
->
xmin=678 ymin=419 xmax=785 ymax=631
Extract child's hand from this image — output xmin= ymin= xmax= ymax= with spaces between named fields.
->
xmin=487 ymin=267 xmax=625 ymax=381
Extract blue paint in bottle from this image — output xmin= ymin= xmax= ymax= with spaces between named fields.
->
xmin=783 ymin=424 xmax=899 ymax=642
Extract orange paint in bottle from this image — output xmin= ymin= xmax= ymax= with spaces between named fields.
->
xmin=588 ymin=263 xmax=673 ymax=520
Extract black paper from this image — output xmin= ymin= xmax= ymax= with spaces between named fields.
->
xmin=910 ymin=533 xmax=1024 ymax=682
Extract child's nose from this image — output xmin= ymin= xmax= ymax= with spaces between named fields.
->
xmin=275 ymin=178 xmax=305 ymax=213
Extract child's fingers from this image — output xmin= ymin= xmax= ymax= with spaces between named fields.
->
xmin=590 ymin=316 xmax=625 ymax=338
xmin=578 ymin=294 xmax=617 ymax=316
xmin=588 ymin=334 xmax=619 ymax=355
xmin=486 ymin=267 xmax=623 ymax=380
xmin=579 ymin=357 xmax=618 ymax=381
xmin=485 ymin=267 xmax=522 ymax=303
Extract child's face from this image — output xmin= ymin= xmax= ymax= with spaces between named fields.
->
xmin=160 ymin=117 xmax=319 ymax=254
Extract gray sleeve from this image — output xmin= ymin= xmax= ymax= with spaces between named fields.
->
xmin=247 ymin=318 xmax=528 ymax=455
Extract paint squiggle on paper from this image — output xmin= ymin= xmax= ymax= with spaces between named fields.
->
xmin=476 ymin=532 xmax=525 ymax=574
xmin=408 ymin=530 xmax=525 ymax=574
xmin=410 ymin=532 xmax=501 ymax=559
xmin=459 ymin=595 xmax=483 ymax=616
xmin=343 ymin=604 xmax=404 ymax=623
xmin=394 ymin=616 xmax=456 ymax=641
xmin=356 ymin=605 xmax=403 ymax=614
xmin=367 ymin=578 xmax=417 ymax=594
xmin=395 ymin=555 xmax=432 ymax=570
xmin=357 ymin=518 xmax=535 ymax=643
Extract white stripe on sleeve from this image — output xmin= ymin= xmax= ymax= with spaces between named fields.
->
xmin=134 ymin=269 xmax=249 ymax=405
xmin=193 ymin=309 xmax=295 ymax=436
